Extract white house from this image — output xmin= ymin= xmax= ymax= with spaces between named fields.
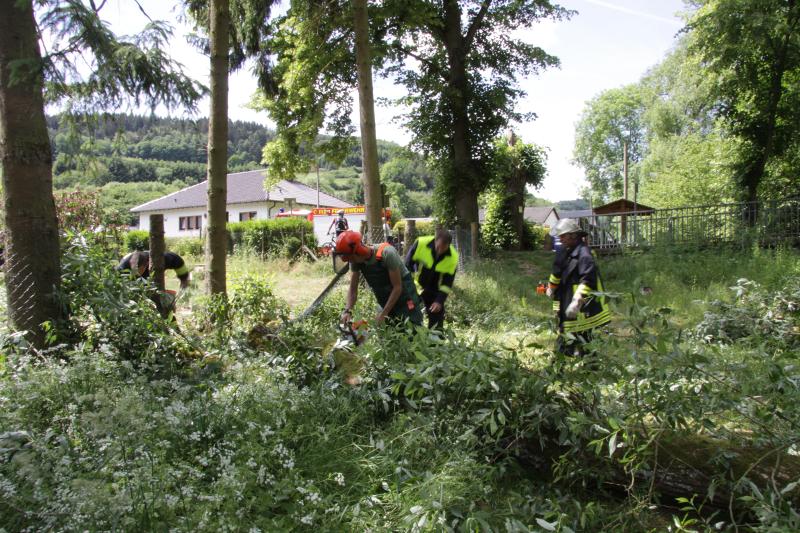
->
xmin=131 ymin=169 xmax=352 ymax=237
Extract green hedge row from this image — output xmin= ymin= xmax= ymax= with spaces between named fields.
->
xmin=228 ymin=217 xmax=315 ymax=258
xmin=393 ymin=219 xmax=437 ymax=240
xmin=123 ymin=218 xmax=315 ymax=258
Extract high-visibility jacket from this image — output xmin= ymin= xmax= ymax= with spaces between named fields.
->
xmin=407 ymin=236 xmax=458 ymax=300
xmin=548 ymin=242 xmax=610 ymax=334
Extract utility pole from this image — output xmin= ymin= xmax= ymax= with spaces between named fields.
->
xmin=623 ymin=141 xmax=629 ymax=201
xmin=316 ymin=161 xmax=320 ymax=207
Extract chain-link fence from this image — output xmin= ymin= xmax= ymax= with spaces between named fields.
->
xmin=450 ymin=226 xmax=478 ymax=271
xmin=1 ymin=248 xmax=41 ymax=336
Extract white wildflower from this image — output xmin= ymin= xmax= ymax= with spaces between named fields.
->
xmin=334 ymin=472 xmax=345 ymax=486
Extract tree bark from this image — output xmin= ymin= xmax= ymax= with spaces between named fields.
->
xmin=353 ymin=0 xmax=383 ymax=243
xmin=0 ymin=0 xmax=63 ymax=347
xmin=505 ymin=170 xmax=526 ymax=251
xmin=443 ymin=0 xmax=479 ymax=227
xmin=205 ymin=0 xmax=230 ymax=296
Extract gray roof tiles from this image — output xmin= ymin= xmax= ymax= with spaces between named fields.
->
xmin=131 ymin=169 xmax=352 ymax=212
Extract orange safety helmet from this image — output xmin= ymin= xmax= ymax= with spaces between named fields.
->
xmin=335 ymin=230 xmax=370 ymax=260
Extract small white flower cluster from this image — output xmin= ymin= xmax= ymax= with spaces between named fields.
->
xmin=333 ymin=472 xmax=345 ymax=486
xmin=272 ymin=443 xmax=294 ymax=470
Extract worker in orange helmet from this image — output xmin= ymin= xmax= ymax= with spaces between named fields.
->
xmin=336 ymin=230 xmax=423 ymax=327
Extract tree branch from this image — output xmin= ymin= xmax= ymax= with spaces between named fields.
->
xmin=464 ymin=0 xmax=492 ymax=51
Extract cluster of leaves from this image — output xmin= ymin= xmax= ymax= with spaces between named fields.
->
xmin=695 ymin=277 xmax=799 ymax=349
xmin=575 ymin=0 xmax=800 ymax=206
xmin=227 ymin=218 xmax=315 ymax=258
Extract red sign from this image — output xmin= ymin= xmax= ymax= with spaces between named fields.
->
xmin=311 ymin=206 xmax=391 ymax=218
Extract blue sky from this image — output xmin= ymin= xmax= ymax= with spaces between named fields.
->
xmin=104 ymin=0 xmax=689 ymax=202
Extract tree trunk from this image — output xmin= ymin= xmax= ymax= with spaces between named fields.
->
xmin=353 ymin=0 xmax=383 ymax=243
xmin=0 ymin=0 xmax=62 ymax=347
xmin=505 ymin=170 xmax=526 ymax=251
xmin=205 ymin=0 xmax=230 ymax=296
xmin=444 ymin=0 xmax=479 ymax=228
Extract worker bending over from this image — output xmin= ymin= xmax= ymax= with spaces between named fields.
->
xmin=117 ymin=250 xmax=190 ymax=289
xmin=336 ymin=231 xmax=423 ymax=327
xmin=404 ymin=229 xmax=458 ymax=329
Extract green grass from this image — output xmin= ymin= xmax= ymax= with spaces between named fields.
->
xmin=2 ymin=243 xmax=800 ymax=531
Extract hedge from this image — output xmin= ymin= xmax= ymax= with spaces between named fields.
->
xmin=227 ymin=217 xmax=315 ymax=257
xmin=393 ymin=219 xmax=437 ymax=240
xmin=124 ymin=230 xmax=150 ymax=251
xmin=123 ymin=218 xmax=314 ymax=258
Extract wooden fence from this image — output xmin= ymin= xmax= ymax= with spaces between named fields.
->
xmin=583 ymin=198 xmax=800 ymax=251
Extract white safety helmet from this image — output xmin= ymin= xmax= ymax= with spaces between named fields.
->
xmin=337 ymin=209 xmax=345 ymax=216
xmin=549 ymin=218 xmax=586 ymax=237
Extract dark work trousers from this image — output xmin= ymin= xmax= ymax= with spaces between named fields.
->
xmin=421 ymin=289 xmax=445 ymax=330
xmin=556 ymin=328 xmax=595 ymax=357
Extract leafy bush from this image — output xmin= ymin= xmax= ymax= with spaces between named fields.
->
xmin=392 ymin=219 xmax=436 ymax=239
xmin=227 ymin=218 xmax=315 ymax=257
xmin=481 ymin=187 xmax=519 ymax=251
xmin=695 ymin=277 xmax=799 ymax=349
xmin=523 ymin=223 xmax=549 ymax=250
xmin=124 ymin=230 xmax=150 ymax=251
xmin=167 ymin=237 xmax=204 ymax=258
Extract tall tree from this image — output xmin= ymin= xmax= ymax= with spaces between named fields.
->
xmin=383 ymin=0 xmax=569 ymax=226
xmin=206 ymin=0 xmax=231 ymax=295
xmin=482 ymin=133 xmax=547 ymax=250
xmin=572 ymin=85 xmax=646 ymax=203
xmin=0 ymin=0 xmax=60 ymax=347
xmin=353 ymin=0 xmax=383 ymax=240
xmin=686 ymin=0 xmax=800 ymax=203
xmin=258 ymin=0 xmax=569 ymax=228
xmin=0 ymin=0 xmax=201 ymax=346
xmin=186 ymin=0 xmax=280 ymax=295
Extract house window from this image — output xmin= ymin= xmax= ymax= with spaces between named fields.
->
xmin=179 ymin=215 xmax=202 ymax=231
xmin=239 ymin=211 xmax=257 ymax=222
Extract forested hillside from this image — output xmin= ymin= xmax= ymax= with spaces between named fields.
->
xmin=47 ymin=114 xmax=434 ymax=223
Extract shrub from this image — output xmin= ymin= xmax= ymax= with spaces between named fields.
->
xmin=523 ymin=223 xmax=549 ymax=250
xmin=392 ymin=219 xmax=436 ymax=239
xmin=124 ymin=230 xmax=150 ymax=251
xmin=167 ymin=237 xmax=204 ymax=258
xmin=227 ymin=218 xmax=315 ymax=257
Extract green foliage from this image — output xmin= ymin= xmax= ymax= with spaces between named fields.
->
xmin=3 ymin=236 xmax=800 ymax=531
xmin=573 ymin=84 xmax=646 ymax=203
xmin=166 ymin=237 xmax=204 ymax=258
xmin=481 ymin=138 xmax=548 ymax=251
xmin=38 ymin=8 xmax=204 ymax=112
xmin=695 ymin=277 xmax=799 ymax=349
xmin=99 ymin=181 xmax=184 ymax=225
xmin=481 ymin=187 xmax=519 ymax=251
xmin=227 ymin=218 xmax=315 ymax=258
xmin=124 ymin=230 xmax=150 ymax=252
xmin=685 ymin=0 xmax=800 ymax=202
xmin=392 ymin=219 xmax=436 ymax=239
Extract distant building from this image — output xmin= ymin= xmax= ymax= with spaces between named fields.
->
xmin=131 ymin=169 xmax=352 ymax=238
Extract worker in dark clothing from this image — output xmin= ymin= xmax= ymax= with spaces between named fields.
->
xmin=117 ymin=250 xmax=190 ymax=289
xmin=404 ymin=229 xmax=458 ymax=329
xmin=547 ymin=219 xmax=610 ymax=356
xmin=117 ymin=250 xmax=190 ymax=317
xmin=336 ymin=230 xmax=423 ymax=327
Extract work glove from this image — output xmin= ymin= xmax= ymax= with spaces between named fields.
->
xmin=545 ymin=286 xmax=555 ymax=299
xmin=564 ymin=296 xmax=584 ymax=320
